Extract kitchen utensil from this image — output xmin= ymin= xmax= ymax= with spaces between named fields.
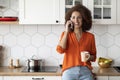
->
xmin=8 ymin=59 xmax=15 ymax=69
xmin=0 ymin=17 xmax=18 ymax=21
xmin=113 ymin=66 xmax=120 ymax=72
xmin=81 ymin=51 xmax=90 ymax=62
xmin=98 ymin=57 xmax=112 ymax=68
xmin=27 ymin=55 xmax=43 ymax=70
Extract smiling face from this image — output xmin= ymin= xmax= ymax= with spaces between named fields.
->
xmin=70 ymin=11 xmax=82 ymax=29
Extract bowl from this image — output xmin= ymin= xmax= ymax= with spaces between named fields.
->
xmin=98 ymin=57 xmax=112 ymax=68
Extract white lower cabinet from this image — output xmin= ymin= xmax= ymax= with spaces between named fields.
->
xmin=96 ymin=76 xmax=120 ymax=80
xmin=3 ymin=76 xmax=61 ymax=80
xmin=0 ymin=76 xmax=3 ymax=80
xmin=109 ymin=76 xmax=120 ymax=80
xmin=3 ymin=76 xmax=120 ymax=80
xmin=96 ymin=76 xmax=108 ymax=80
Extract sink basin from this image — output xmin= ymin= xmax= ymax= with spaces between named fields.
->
xmin=113 ymin=66 xmax=120 ymax=72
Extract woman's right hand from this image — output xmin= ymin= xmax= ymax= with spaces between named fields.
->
xmin=65 ymin=20 xmax=73 ymax=32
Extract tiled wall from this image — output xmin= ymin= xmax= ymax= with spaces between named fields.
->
xmin=0 ymin=0 xmax=18 ymax=17
xmin=1 ymin=0 xmax=120 ymax=67
xmin=0 ymin=24 xmax=120 ymax=67
xmin=0 ymin=24 xmax=65 ymax=66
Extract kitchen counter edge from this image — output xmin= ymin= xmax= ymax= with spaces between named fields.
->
xmin=0 ymin=66 xmax=120 ymax=76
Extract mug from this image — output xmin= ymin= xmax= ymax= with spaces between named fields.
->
xmin=81 ymin=51 xmax=90 ymax=62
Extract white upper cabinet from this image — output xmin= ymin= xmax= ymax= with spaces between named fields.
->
xmin=65 ymin=0 xmax=117 ymax=24
xmin=117 ymin=0 xmax=120 ymax=24
xmin=65 ymin=0 xmax=88 ymax=13
xmin=88 ymin=0 xmax=116 ymax=24
xmin=19 ymin=0 xmax=119 ymax=24
xmin=59 ymin=0 xmax=65 ymax=24
xmin=19 ymin=0 xmax=65 ymax=24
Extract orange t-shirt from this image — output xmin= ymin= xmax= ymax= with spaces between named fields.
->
xmin=56 ymin=31 xmax=96 ymax=72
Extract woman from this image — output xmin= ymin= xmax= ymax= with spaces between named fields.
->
xmin=56 ymin=4 xmax=96 ymax=80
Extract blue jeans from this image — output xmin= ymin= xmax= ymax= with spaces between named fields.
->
xmin=62 ymin=66 xmax=94 ymax=80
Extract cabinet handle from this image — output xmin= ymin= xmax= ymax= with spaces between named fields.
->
xmin=56 ymin=20 xmax=59 ymax=23
xmin=32 ymin=77 xmax=44 ymax=80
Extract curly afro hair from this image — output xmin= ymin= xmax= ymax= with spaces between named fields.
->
xmin=65 ymin=4 xmax=92 ymax=32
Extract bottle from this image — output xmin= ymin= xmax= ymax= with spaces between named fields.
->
xmin=10 ymin=59 xmax=13 ymax=66
xmin=9 ymin=59 xmax=14 ymax=68
xmin=16 ymin=59 xmax=20 ymax=67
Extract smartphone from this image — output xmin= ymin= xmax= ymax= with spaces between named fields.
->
xmin=68 ymin=22 xmax=74 ymax=31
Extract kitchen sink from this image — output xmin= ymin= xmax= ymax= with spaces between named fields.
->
xmin=113 ymin=66 xmax=120 ymax=72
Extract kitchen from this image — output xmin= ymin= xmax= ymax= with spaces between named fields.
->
xmin=0 ymin=0 xmax=120 ymax=80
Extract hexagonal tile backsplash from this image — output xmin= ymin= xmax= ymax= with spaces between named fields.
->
xmin=0 ymin=0 xmax=18 ymax=17
xmin=1 ymin=0 xmax=120 ymax=67
xmin=0 ymin=24 xmax=120 ymax=67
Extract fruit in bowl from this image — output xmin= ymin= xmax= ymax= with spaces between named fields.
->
xmin=98 ymin=57 xmax=112 ymax=68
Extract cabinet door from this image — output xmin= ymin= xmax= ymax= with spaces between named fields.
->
xmin=3 ymin=76 xmax=61 ymax=80
xmin=60 ymin=0 xmax=65 ymax=24
xmin=4 ymin=76 xmax=25 ymax=80
xmin=65 ymin=0 xmax=88 ymax=15
xmin=117 ymin=0 xmax=120 ymax=24
xmin=109 ymin=76 xmax=120 ymax=80
xmin=64 ymin=0 xmax=88 ymax=25
xmin=88 ymin=0 xmax=116 ymax=24
xmin=19 ymin=0 xmax=60 ymax=24
xmin=0 ymin=76 xmax=3 ymax=80
xmin=32 ymin=76 xmax=61 ymax=80
xmin=96 ymin=76 xmax=108 ymax=80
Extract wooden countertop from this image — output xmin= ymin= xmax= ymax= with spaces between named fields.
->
xmin=0 ymin=66 xmax=119 ymax=76
xmin=0 ymin=67 xmax=61 ymax=76
xmin=92 ymin=67 xmax=120 ymax=76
